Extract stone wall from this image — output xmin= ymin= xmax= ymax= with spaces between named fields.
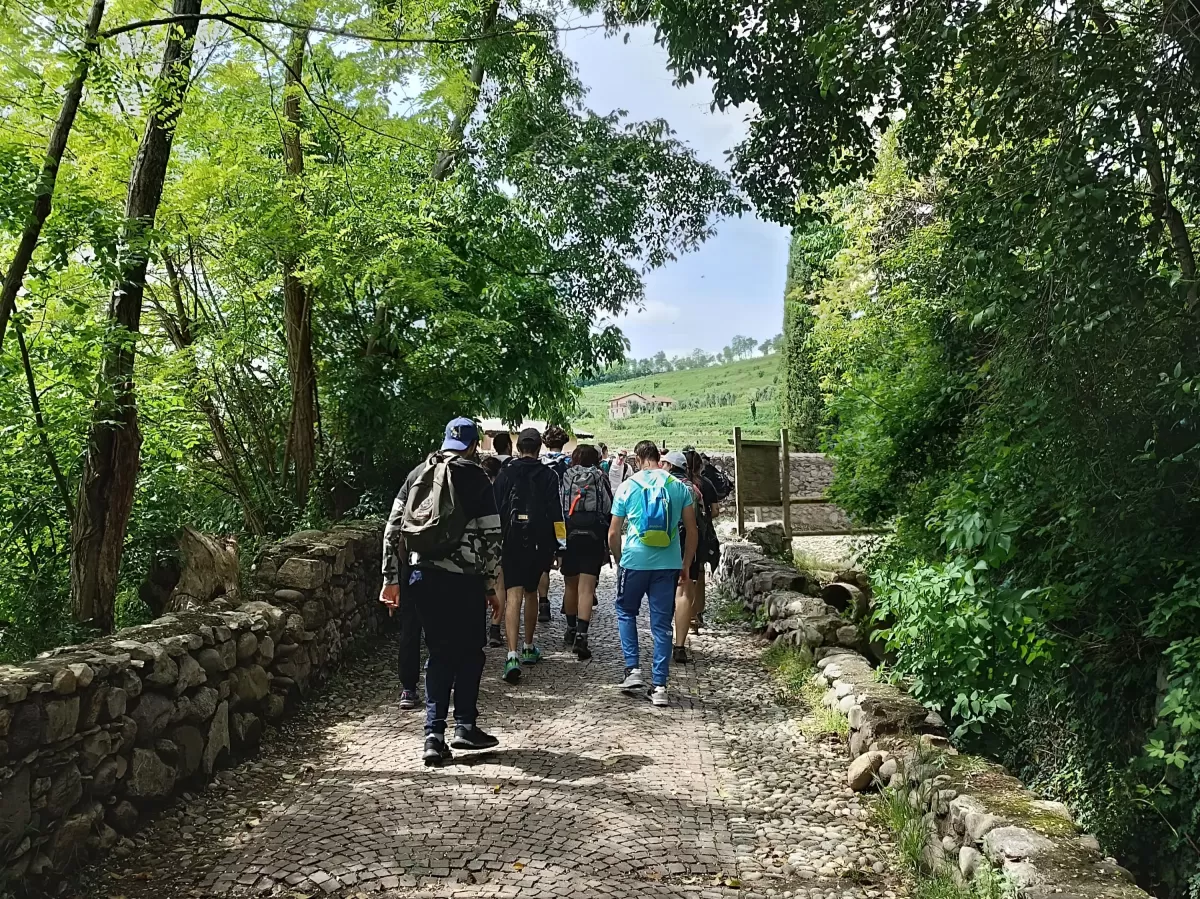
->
xmin=705 ymin=451 xmax=851 ymax=532
xmin=715 ymin=533 xmax=1152 ymax=898
xmin=0 ymin=521 xmax=384 ymax=881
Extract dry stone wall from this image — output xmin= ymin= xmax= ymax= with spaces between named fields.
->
xmin=0 ymin=521 xmax=384 ymax=882
xmin=715 ymin=532 xmax=1153 ymax=898
xmin=705 ymin=451 xmax=851 ymax=532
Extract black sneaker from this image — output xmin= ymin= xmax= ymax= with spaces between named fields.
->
xmin=575 ymin=634 xmax=592 ymax=661
xmin=538 ymin=599 xmax=552 ymax=622
xmin=488 ymin=624 xmax=503 ymax=648
xmin=399 ymin=689 xmax=420 ymax=710
xmin=423 ymin=735 xmax=452 ymax=767
xmin=673 ymin=645 xmax=689 ymax=664
xmin=451 ymin=724 xmax=500 ymax=751
xmin=563 ymin=627 xmax=577 ymax=647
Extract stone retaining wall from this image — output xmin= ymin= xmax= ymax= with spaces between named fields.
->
xmin=0 ymin=521 xmax=384 ymax=881
xmin=715 ymin=533 xmax=1153 ymax=897
xmin=705 ymin=451 xmax=851 ymax=532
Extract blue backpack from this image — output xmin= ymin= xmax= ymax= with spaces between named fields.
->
xmin=636 ymin=474 xmax=675 ymax=548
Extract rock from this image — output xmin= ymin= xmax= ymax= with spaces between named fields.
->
xmin=108 ymin=800 xmax=138 ymax=834
xmin=0 ymin=768 xmax=31 ymax=851
xmin=1079 ymin=833 xmax=1101 ymax=853
xmin=232 ymin=712 xmax=262 ymax=749
xmin=69 ymin=663 xmax=95 ymax=689
xmin=143 ymin=653 xmax=179 ymax=688
xmin=79 ymin=730 xmax=113 ymax=773
xmin=171 ymin=726 xmax=205 ymax=777
xmin=236 ymin=632 xmax=259 ymax=662
xmin=7 ymin=702 xmax=39 ymax=756
xmin=50 ymin=800 xmax=101 ymax=867
xmin=300 ymin=600 xmax=327 ymax=629
xmin=949 ymin=794 xmax=985 ymax=833
xmin=878 ymin=757 xmax=898 ymax=782
xmin=130 ymin=691 xmax=174 ymax=743
xmin=959 ymin=846 xmax=983 ymax=879
xmin=847 ymin=751 xmax=886 ymax=792
xmin=174 ymin=654 xmax=206 ymax=693
xmin=256 ymin=635 xmax=275 ymax=664
xmin=1030 ymin=799 xmax=1073 ymax=822
xmin=264 ymin=693 xmax=286 ymax=722
xmin=203 ymin=702 xmax=230 ymax=775
xmin=90 ymin=759 xmax=119 ymax=798
xmin=186 ymin=685 xmax=219 ymax=724
xmin=119 ymin=667 xmax=143 ymax=699
xmin=965 ymin=810 xmax=1007 ymax=842
xmin=835 ymin=625 xmax=861 ymax=648
xmin=230 ymin=665 xmax=270 ymax=706
xmin=982 ymin=826 xmax=1054 ymax=863
xmin=52 ymin=668 xmax=77 ymax=695
xmin=42 ymin=695 xmax=80 ymax=743
xmin=273 ymin=588 xmax=305 ymax=604
xmin=106 ymin=687 xmax=128 ymax=721
xmin=127 ymin=747 xmax=177 ymax=800
xmin=276 ymin=557 xmax=330 ymax=590
xmin=196 ymin=647 xmax=231 ymax=675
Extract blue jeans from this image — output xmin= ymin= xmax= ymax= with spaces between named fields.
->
xmin=616 ymin=566 xmax=679 ymax=687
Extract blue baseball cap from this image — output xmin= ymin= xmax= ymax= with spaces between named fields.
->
xmin=441 ymin=417 xmax=479 ymax=452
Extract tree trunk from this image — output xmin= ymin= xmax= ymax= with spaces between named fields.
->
xmin=70 ymin=0 xmax=202 ymax=632
xmin=281 ymin=26 xmax=317 ymax=509
xmin=0 ymin=0 xmax=107 ymax=354
xmin=430 ymin=0 xmax=499 ymax=182
xmin=167 ymin=526 xmax=239 ymax=612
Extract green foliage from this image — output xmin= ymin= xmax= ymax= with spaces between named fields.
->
xmin=0 ymin=0 xmax=739 ymax=657
xmin=762 ymin=641 xmax=849 ymax=739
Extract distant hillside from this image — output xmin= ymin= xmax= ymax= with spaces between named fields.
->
xmin=574 ymin=355 xmax=782 ymax=451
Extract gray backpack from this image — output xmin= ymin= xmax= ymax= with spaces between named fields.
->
xmin=401 ymin=454 xmax=467 ymax=557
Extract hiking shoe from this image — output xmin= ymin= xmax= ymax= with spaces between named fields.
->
xmin=650 ymin=686 xmax=669 ymax=707
xmin=563 ymin=627 xmax=577 ymax=647
xmin=399 ymin=689 xmax=420 ymax=710
xmin=672 ymin=645 xmax=689 ymax=665
xmin=423 ymin=735 xmax=452 ymax=767
xmin=488 ymin=624 xmax=503 ymax=648
xmin=503 ymin=657 xmax=522 ymax=683
xmin=538 ymin=599 xmax=552 ymax=622
xmin=521 ymin=645 xmax=543 ymax=665
xmin=575 ymin=635 xmax=592 ymax=661
xmin=451 ymin=725 xmax=500 ymax=751
xmin=621 ymin=668 xmax=645 ymax=693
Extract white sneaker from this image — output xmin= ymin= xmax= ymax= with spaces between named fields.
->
xmin=650 ymin=686 xmax=669 ymax=707
xmin=621 ymin=668 xmax=645 ymax=692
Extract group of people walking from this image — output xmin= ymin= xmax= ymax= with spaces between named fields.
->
xmin=381 ymin=417 xmax=727 ymax=766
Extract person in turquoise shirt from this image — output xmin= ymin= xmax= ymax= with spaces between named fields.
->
xmin=607 ymin=440 xmax=698 ymax=706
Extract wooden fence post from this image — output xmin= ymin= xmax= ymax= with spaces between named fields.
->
xmin=733 ymin=427 xmax=745 ymax=536
xmin=780 ymin=428 xmax=792 ymax=540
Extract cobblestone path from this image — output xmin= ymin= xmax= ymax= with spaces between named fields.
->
xmin=78 ymin=572 xmax=901 ymax=899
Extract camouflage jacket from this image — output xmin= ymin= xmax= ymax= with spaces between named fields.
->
xmin=382 ymin=454 xmax=502 ymax=584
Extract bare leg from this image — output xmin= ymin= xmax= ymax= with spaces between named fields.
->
xmin=692 ymin=568 xmax=706 ymax=630
xmin=673 ymin=581 xmax=691 ymax=648
xmin=577 ymin=574 xmax=598 ymax=623
xmin=563 ymin=575 xmax=580 ymax=617
xmin=492 ymin=567 xmax=505 ymax=625
xmin=524 ymin=589 xmax=539 ymax=646
xmin=505 ymin=587 xmax=524 ymax=653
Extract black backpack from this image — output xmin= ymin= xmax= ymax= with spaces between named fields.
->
xmin=703 ymin=462 xmax=734 ymax=501
xmin=504 ymin=463 xmax=549 ymax=551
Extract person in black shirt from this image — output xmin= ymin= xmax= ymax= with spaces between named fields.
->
xmin=381 ymin=418 xmax=503 ymax=766
xmin=492 ymin=428 xmax=566 ymax=683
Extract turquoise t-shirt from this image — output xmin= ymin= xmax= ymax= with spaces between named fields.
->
xmin=611 ymin=468 xmax=694 ymax=571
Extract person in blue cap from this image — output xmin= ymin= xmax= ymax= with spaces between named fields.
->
xmin=381 ymin=417 xmax=504 ymax=766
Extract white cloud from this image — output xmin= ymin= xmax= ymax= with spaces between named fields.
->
xmin=617 ymin=299 xmax=682 ymax=326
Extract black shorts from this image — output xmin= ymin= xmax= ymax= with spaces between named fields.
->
xmin=502 ymin=543 xmax=553 ymax=592
xmin=561 ymin=534 xmax=607 ymax=578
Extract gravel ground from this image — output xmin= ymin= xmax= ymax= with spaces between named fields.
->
xmin=62 ymin=570 xmax=903 ymax=899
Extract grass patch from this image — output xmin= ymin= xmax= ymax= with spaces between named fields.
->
xmin=874 ymin=782 xmax=1015 ymax=899
xmin=761 ymin=642 xmax=850 ymax=740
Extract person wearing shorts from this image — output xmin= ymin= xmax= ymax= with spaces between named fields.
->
xmin=663 ymin=451 xmax=705 ymax=664
xmin=493 ymin=428 xmax=565 ymax=682
xmin=559 ymin=444 xmax=613 ymax=660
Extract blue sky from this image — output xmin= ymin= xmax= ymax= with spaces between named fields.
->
xmin=559 ymin=23 xmax=791 ymax=361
